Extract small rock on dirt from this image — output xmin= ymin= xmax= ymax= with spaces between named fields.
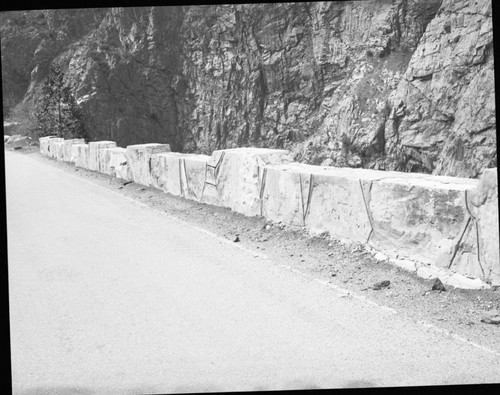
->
xmin=432 ymin=278 xmax=446 ymax=292
xmin=233 ymin=236 xmax=240 ymax=242
xmin=372 ymin=280 xmax=390 ymax=290
xmin=481 ymin=310 xmax=500 ymax=325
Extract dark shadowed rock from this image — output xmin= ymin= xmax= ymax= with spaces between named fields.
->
xmin=372 ymin=280 xmax=390 ymax=290
xmin=431 ymin=278 xmax=446 ymax=292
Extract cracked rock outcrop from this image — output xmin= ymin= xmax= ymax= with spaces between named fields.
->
xmin=2 ymin=1 xmax=495 ymax=177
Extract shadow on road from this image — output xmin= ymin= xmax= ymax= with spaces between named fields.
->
xmin=342 ymin=380 xmax=378 ymax=388
xmin=17 ymin=387 xmax=94 ymax=395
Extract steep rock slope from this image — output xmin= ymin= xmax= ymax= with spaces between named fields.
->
xmin=1 ymin=1 xmax=495 ymax=177
xmin=52 ymin=7 xmax=188 ymax=150
xmin=387 ymin=0 xmax=496 ymax=177
xmin=180 ymin=1 xmax=442 ymax=163
xmin=1 ymin=9 xmax=107 ymax=112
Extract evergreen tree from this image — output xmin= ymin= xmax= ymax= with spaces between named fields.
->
xmin=35 ymin=63 xmax=87 ymax=140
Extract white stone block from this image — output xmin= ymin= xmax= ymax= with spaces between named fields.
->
xmin=369 ymin=174 xmax=478 ymax=270
xmin=261 ymin=164 xmax=381 ymax=243
xmin=467 ymin=168 xmax=499 ymax=285
xmin=150 ymin=152 xmax=210 ymax=201
xmin=39 ymin=136 xmax=58 ymax=156
xmin=108 ymin=147 xmax=131 ymax=180
xmin=89 ymin=141 xmax=117 ymax=171
xmin=71 ymin=144 xmax=90 ymax=169
xmin=47 ymin=137 xmax=64 ymax=159
xmin=63 ymin=139 xmax=85 ymax=162
xmin=126 ymin=143 xmax=171 ymax=186
xmin=53 ymin=140 xmax=65 ymax=161
xmin=204 ymin=148 xmax=292 ymax=216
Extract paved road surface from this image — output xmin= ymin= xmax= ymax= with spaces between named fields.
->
xmin=6 ymin=151 xmax=500 ymax=393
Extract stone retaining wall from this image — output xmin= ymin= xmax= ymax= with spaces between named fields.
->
xmin=47 ymin=137 xmax=64 ymax=159
xmin=260 ymin=163 xmax=498 ymax=286
xmin=53 ymin=140 xmax=66 ymax=161
xmin=89 ymin=141 xmax=117 ymax=171
xmin=39 ymin=137 xmax=499 ymax=289
xmin=39 ymin=136 xmax=59 ymax=156
xmin=63 ymin=139 xmax=85 ymax=162
xmin=98 ymin=148 xmax=115 ymax=176
xmin=467 ymin=169 xmax=500 ymax=284
xmin=126 ymin=144 xmax=171 ymax=186
xmin=108 ymin=147 xmax=131 ymax=180
xmin=71 ymin=144 xmax=90 ymax=169
xmin=206 ymin=148 xmax=292 ymax=216
xmin=150 ymin=152 xmax=210 ymax=201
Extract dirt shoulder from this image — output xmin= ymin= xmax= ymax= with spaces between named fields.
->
xmin=14 ymin=148 xmax=500 ymax=353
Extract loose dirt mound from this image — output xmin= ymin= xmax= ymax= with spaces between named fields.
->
xmin=4 ymin=134 xmax=38 ymax=153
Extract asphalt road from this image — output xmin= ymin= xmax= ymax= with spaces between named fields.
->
xmin=6 ymin=151 xmax=500 ymax=393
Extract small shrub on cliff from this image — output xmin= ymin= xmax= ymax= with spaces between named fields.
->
xmin=34 ymin=63 xmax=87 ymax=139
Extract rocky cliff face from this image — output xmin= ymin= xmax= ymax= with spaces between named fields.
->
xmin=387 ymin=0 xmax=496 ymax=177
xmin=1 ymin=9 xmax=107 ymax=111
xmin=1 ymin=0 xmax=496 ymax=177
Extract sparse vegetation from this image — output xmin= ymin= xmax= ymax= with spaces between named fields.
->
xmin=34 ymin=63 xmax=88 ymax=140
